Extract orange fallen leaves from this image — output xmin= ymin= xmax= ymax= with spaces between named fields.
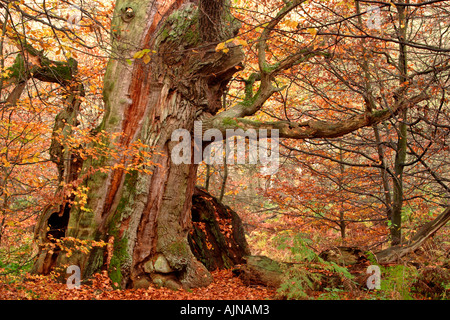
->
xmin=0 ymin=269 xmax=276 ymax=300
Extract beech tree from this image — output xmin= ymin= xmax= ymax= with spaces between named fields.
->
xmin=3 ymin=0 xmax=446 ymax=290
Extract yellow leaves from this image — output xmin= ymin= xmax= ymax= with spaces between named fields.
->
xmin=132 ymin=49 xmax=157 ymax=64
xmin=0 ymin=148 xmax=40 ymax=168
xmin=307 ymin=28 xmax=317 ymax=37
xmin=71 ymin=185 xmax=91 ymax=212
xmin=133 ymin=50 xmax=146 ymax=59
xmin=215 ymin=37 xmax=248 ymax=54
xmin=337 ymin=0 xmax=354 ymax=9
xmin=31 ymin=152 xmax=40 ymax=163
xmin=60 ymin=129 xmax=159 ymax=184
xmin=142 ymin=53 xmax=151 ymax=64
xmin=234 ymin=38 xmax=248 ymax=47
xmin=1 ymin=69 xmax=12 ymax=78
xmin=225 ymin=189 xmax=240 ymax=196
xmin=6 ymin=220 xmax=16 ymax=227
xmin=89 ymin=84 xmax=98 ymax=93
xmin=215 ymin=42 xmax=228 ymax=53
xmin=283 ymin=19 xmax=298 ymax=29
xmin=2 ymin=157 xmax=11 ymax=168
xmin=43 ymin=236 xmax=108 ymax=260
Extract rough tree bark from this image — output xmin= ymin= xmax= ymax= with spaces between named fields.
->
xmin=33 ymin=0 xmax=244 ymax=289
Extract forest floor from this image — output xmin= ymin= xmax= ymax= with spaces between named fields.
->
xmin=0 ymin=269 xmax=277 ymax=300
xmin=2 ymin=263 xmax=447 ymax=300
xmin=1 ymin=232 xmax=449 ymax=300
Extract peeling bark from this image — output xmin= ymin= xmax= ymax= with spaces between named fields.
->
xmin=33 ymin=0 xmax=244 ymax=290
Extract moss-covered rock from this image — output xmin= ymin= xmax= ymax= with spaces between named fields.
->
xmin=233 ymin=255 xmax=283 ymax=288
xmin=143 ymin=254 xmax=174 ymax=273
xmin=150 ymin=273 xmax=182 ymax=291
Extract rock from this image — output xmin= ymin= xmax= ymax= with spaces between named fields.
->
xmin=165 ymin=278 xmax=183 ymax=291
xmin=143 ymin=260 xmax=154 ymax=273
xmin=154 ymin=254 xmax=173 ymax=273
xmin=151 ymin=273 xmax=182 ymax=291
xmin=143 ymin=254 xmax=174 ymax=274
xmin=180 ymin=258 xmax=214 ymax=289
xmin=133 ymin=275 xmax=152 ymax=289
xmin=150 ymin=273 xmax=166 ymax=288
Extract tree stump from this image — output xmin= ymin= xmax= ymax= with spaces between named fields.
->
xmin=188 ymin=187 xmax=251 ymax=270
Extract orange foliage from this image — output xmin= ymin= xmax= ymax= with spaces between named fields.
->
xmin=0 ymin=269 xmax=275 ymax=300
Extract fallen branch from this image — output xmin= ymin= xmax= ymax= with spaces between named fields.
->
xmin=375 ymin=206 xmax=450 ymax=263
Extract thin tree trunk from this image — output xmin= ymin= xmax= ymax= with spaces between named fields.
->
xmin=391 ymin=109 xmax=407 ymax=245
xmin=219 ymin=148 xmax=229 ymax=202
xmin=355 ymin=1 xmax=393 ymax=230
xmin=373 ymin=124 xmax=393 ymax=221
xmin=205 ymin=164 xmax=211 ymax=191
xmin=391 ymin=2 xmax=409 ymax=245
xmin=338 ymin=144 xmax=346 ymax=240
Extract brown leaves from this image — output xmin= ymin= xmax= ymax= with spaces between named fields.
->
xmin=0 ymin=269 xmax=275 ymax=300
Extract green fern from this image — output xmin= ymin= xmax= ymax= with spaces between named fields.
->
xmin=275 ymin=233 xmax=354 ymax=299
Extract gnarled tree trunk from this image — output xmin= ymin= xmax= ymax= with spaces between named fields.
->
xmin=32 ymin=0 xmax=244 ymax=289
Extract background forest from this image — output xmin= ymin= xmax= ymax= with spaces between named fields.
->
xmin=0 ymin=0 xmax=449 ymax=300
